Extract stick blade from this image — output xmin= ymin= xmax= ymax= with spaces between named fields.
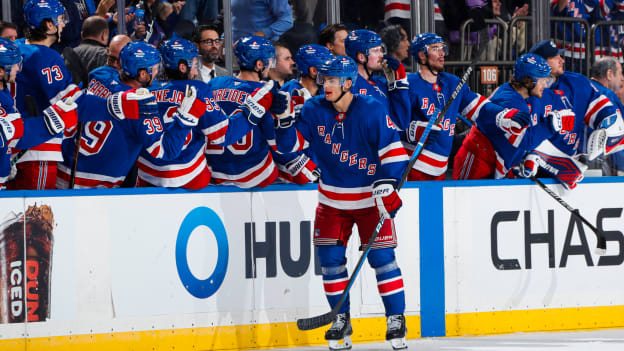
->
xmin=296 ymin=311 xmax=335 ymax=330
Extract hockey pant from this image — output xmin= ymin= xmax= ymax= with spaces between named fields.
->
xmin=7 ymin=161 xmax=57 ymax=190
xmin=317 ymin=245 xmax=405 ymax=316
xmin=453 ymin=126 xmax=497 ymax=180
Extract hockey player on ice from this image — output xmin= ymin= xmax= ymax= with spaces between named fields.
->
xmin=453 ymin=53 xmax=576 ymax=181
xmin=136 ymin=38 xmax=277 ymax=188
xmin=405 ymin=33 xmax=531 ymax=181
xmin=273 ymin=55 xmax=410 ymax=350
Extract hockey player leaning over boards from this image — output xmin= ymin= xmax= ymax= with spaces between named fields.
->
xmin=453 ymin=53 xmax=576 ymax=181
xmin=136 ymin=38 xmax=277 ymax=189
xmin=0 ymin=38 xmax=82 ymax=188
xmin=58 ymin=41 xmax=200 ymax=189
xmin=529 ymin=40 xmax=624 ymax=166
xmin=206 ymin=35 xmax=301 ymax=188
xmin=344 ymin=29 xmax=411 ymax=131
xmin=10 ymin=0 xmax=83 ymax=189
xmin=272 ymin=56 xmax=410 ymax=350
xmin=405 ymin=33 xmax=532 ymax=181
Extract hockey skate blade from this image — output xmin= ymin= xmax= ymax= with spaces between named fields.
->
xmin=389 ymin=337 xmax=407 ymax=350
xmin=328 ymin=336 xmax=352 ymax=351
xmin=296 ymin=312 xmax=335 ymax=330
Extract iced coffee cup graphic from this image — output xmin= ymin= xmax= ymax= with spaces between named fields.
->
xmin=0 ymin=204 xmax=54 ymax=323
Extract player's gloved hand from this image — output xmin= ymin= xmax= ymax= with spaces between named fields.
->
xmin=173 ymin=85 xmax=205 ymax=127
xmin=547 ymin=109 xmax=575 ymax=134
xmin=407 ymin=120 xmax=442 ymax=147
xmin=533 ymin=140 xmax=588 ymax=190
xmin=107 ymin=88 xmax=157 ymax=120
xmin=270 ymin=90 xmax=296 ymax=128
xmin=286 ymin=153 xmax=320 ymax=184
xmin=291 ymin=89 xmax=308 ymax=119
xmin=512 ymin=152 xmax=541 ymax=178
xmin=496 ymin=108 xmax=531 ymax=135
xmin=586 ymin=113 xmax=624 ymax=160
xmin=383 ymin=54 xmax=408 ymax=91
xmin=0 ymin=115 xmax=18 ymax=148
xmin=372 ymin=179 xmax=402 ymax=219
xmin=240 ymin=80 xmax=275 ymax=125
xmin=43 ymin=97 xmax=79 ymax=136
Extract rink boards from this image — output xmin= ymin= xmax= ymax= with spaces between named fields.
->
xmin=0 ymin=177 xmax=622 ymax=350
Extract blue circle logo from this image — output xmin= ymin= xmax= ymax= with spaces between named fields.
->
xmin=176 ymin=207 xmax=229 ymax=298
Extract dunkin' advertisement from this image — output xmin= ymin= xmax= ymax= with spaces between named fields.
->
xmin=0 ymin=203 xmax=54 ymax=324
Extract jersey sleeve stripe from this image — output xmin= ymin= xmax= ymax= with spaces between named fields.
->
xmin=145 ymin=135 xmax=165 ymax=159
xmin=462 ymin=95 xmax=488 ymax=122
xmin=203 ymin=119 xmax=229 ymax=145
xmin=585 ymin=95 xmax=612 ymax=128
xmin=49 ymin=84 xmax=81 ymax=105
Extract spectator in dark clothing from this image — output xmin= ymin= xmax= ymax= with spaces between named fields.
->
xmin=74 ymin=16 xmax=109 ymax=74
xmin=56 ymin=0 xmax=97 ymax=50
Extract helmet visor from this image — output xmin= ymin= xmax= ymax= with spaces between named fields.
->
xmin=537 ymin=76 xmax=554 ymax=89
xmin=317 ymin=73 xmax=348 ymax=87
xmin=427 ymin=43 xmax=448 ymax=56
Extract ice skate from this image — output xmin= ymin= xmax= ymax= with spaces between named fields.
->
xmin=386 ymin=314 xmax=407 ymax=350
xmin=325 ymin=312 xmax=353 ymax=350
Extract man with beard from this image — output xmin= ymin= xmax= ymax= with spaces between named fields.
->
xmin=344 ymin=29 xmax=411 ymax=132
xmin=192 ymin=24 xmax=227 ymax=83
xmin=268 ymin=42 xmax=295 ymax=87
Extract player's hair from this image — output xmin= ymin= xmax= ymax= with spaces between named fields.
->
xmin=81 ymin=16 xmax=109 ymax=39
xmin=319 ymin=23 xmax=347 ymax=47
xmin=510 ymin=76 xmax=534 ymax=91
xmin=590 ymin=57 xmax=620 ymax=80
xmin=192 ymin=24 xmax=220 ymax=43
xmin=379 ymin=24 xmax=404 ymax=55
xmin=0 ymin=21 xmax=17 ymax=35
xmin=25 ymin=21 xmax=52 ymax=42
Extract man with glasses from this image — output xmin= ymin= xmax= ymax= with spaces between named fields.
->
xmin=407 ymin=33 xmax=532 ymax=181
xmin=344 ymin=29 xmax=411 ymax=132
xmin=192 ymin=24 xmax=227 ymax=83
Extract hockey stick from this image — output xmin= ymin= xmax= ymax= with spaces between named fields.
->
xmin=531 ymin=176 xmax=606 ymax=254
xmin=296 ymin=29 xmax=491 ymax=331
xmin=68 ymin=122 xmax=83 ymax=189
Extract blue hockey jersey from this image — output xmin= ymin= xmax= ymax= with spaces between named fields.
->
xmin=477 ymin=83 xmax=556 ymax=177
xmin=58 ymin=78 xmax=190 ymax=188
xmin=350 ymin=73 xmax=411 ymax=131
xmin=0 ymin=89 xmax=67 ymax=185
xmin=205 ymin=76 xmax=280 ymax=188
xmin=136 ymin=79 xmax=258 ymax=188
xmin=548 ymin=71 xmax=617 ymax=155
xmin=406 ymin=71 xmax=495 ymax=176
xmin=275 ymin=94 xmax=409 ymax=210
xmin=13 ymin=41 xmax=80 ymax=162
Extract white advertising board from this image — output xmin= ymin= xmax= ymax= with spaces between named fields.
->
xmin=444 ymin=182 xmax=624 ymax=314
